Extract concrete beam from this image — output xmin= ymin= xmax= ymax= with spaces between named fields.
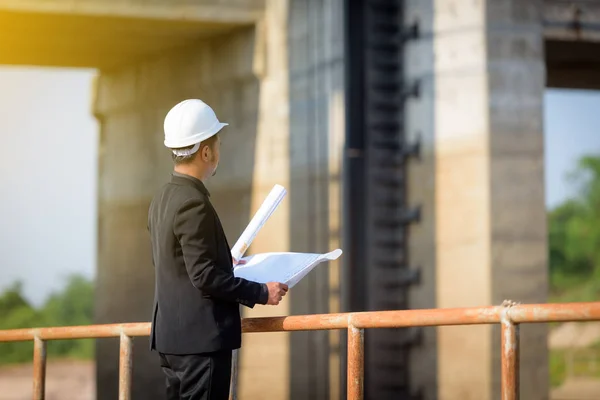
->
xmin=546 ymin=39 xmax=600 ymax=89
xmin=543 ymin=1 xmax=600 ymax=90
xmin=0 ymin=0 xmax=264 ymax=69
xmin=0 ymin=0 xmax=264 ymax=24
xmin=544 ymin=0 xmax=600 ymax=42
xmin=0 ymin=12 xmax=236 ymax=69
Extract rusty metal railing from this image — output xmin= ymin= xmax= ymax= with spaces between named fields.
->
xmin=1 ymin=301 xmax=600 ymax=400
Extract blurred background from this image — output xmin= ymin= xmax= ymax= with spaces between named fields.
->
xmin=0 ymin=1 xmax=599 ymax=399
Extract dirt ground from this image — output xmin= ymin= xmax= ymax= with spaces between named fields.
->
xmin=551 ymin=377 xmax=600 ymax=399
xmin=1 ymin=357 xmax=599 ymax=399
xmin=0 ymin=360 xmax=94 ymax=400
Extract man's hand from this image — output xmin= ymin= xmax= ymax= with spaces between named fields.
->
xmin=232 ymin=257 xmax=246 ymax=266
xmin=265 ymin=282 xmax=289 ymax=305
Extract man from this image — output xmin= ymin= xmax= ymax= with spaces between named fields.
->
xmin=148 ymin=99 xmax=288 ymax=400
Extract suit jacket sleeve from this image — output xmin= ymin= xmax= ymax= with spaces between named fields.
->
xmin=174 ymin=197 xmax=268 ymax=306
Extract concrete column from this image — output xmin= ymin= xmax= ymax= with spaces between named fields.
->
xmin=406 ymin=1 xmax=547 ymax=399
xmin=486 ymin=2 xmax=548 ymax=398
xmin=285 ymin=0 xmax=345 ymax=399
xmin=236 ymin=1 xmax=291 ymax=399
xmin=404 ymin=2 xmax=438 ymax=399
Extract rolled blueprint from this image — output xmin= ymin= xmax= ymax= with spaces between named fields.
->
xmin=230 ymin=184 xmax=287 ymax=262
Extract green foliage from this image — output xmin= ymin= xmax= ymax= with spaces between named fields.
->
xmin=0 ymin=285 xmax=39 ymax=364
xmin=548 ymin=154 xmax=600 ymax=388
xmin=550 ymin=347 xmax=600 ymax=388
xmin=0 ymin=282 xmax=30 ymax=316
xmin=549 ymin=154 xmax=600 ymax=301
xmin=549 ymin=350 xmax=567 ymax=388
xmin=0 ymin=274 xmax=94 ymax=365
xmin=41 ymin=275 xmax=95 ymax=359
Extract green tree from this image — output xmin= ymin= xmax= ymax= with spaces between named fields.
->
xmin=0 ymin=282 xmax=30 ymax=316
xmin=41 ymin=274 xmax=95 ymax=359
xmin=41 ymin=274 xmax=94 ymax=326
xmin=549 ymin=155 xmax=600 ymax=300
xmin=0 ymin=282 xmax=41 ymax=364
xmin=0 ymin=274 xmax=95 ymax=365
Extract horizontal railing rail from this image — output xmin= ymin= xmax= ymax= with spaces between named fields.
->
xmin=1 ymin=301 xmax=600 ymax=400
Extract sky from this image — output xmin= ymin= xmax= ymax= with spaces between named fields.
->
xmin=0 ymin=67 xmax=598 ymax=306
xmin=544 ymin=89 xmax=600 ymax=207
xmin=0 ymin=67 xmax=98 ymax=306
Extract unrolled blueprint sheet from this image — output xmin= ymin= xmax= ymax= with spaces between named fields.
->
xmin=233 ymin=249 xmax=342 ymax=288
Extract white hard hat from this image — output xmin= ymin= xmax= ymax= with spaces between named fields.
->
xmin=163 ymin=99 xmax=228 ymax=155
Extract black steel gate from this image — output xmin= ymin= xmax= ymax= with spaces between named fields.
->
xmin=342 ymin=0 xmax=421 ymax=398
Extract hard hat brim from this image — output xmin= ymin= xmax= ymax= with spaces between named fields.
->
xmin=164 ymin=121 xmax=228 ymax=149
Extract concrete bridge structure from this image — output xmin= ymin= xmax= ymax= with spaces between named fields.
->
xmin=0 ymin=0 xmax=598 ymax=399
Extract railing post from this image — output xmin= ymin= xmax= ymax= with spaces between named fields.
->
xmin=119 ymin=333 xmax=133 ymax=400
xmin=347 ymin=323 xmax=364 ymax=400
xmin=501 ymin=302 xmax=520 ymax=400
xmin=32 ymin=336 xmax=46 ymax=400
xmin=229 ymin=348 xmax=239 ymax=400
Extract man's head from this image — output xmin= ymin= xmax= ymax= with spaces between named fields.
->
xmin=171 ymin=133 xmax=220 ymax=178
xmin=163 ymin=99 xmax=227 ymax=180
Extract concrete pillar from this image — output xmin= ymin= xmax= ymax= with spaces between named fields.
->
xmin=486 ymin=1 xmax=548 ymax=397
xmin=239 ymin=1 xmax=345 ymax=399
xmin=406 ymin=1 xmax=548 ymax=399
xmin=285 ymin=0 xmax=345 ymax=399
xmin=404 ymin=2 xmax=438 ymax=398
xmin=235 ymin=1 xmax=291 ymax=399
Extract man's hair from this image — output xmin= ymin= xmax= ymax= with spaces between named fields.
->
xmin=171 ymin=134 xmax=219 ymax=165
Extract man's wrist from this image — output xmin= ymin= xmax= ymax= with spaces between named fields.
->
xmin=259 ymin=283 xmax=269 ymax=305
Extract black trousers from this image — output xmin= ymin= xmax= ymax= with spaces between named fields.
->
xmin=159 ymin=350 xmax=232 ymax=400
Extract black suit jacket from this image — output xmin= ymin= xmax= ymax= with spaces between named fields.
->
xmin=147 ymin=173 xmax=268 ymax=355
